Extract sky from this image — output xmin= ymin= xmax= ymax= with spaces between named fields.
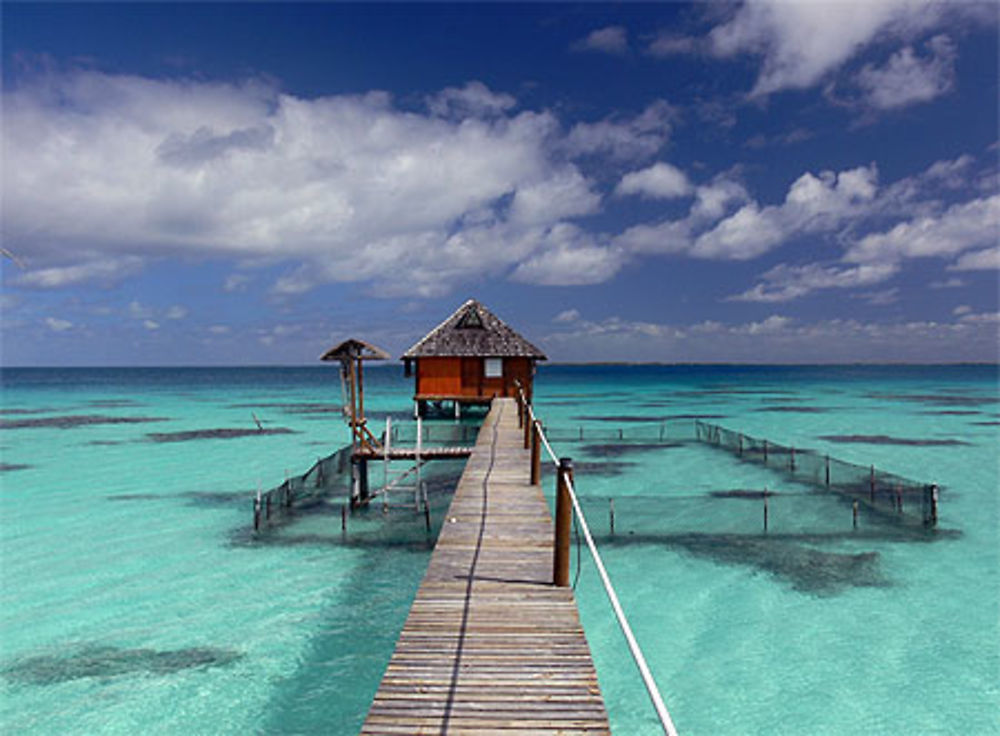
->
xmin=2 ymin=1 xmax=998 ymax=366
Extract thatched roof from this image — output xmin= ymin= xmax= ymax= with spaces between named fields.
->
xmin=320 ymin=338 xmax=390 ymax=362
xmin=402 ymin=300 xmax=547 ymax=360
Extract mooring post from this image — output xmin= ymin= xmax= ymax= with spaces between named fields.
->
xmin=853 ymin=500 xmax=859 ymax=529
xmin=530 ymin=420 xmax=541 ymax=486
xmin=554 ymin=458 xmax=573 ymax=587
xmin=523 ymin=402 xmax=532 ymax=450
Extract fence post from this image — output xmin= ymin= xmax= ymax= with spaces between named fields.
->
xmin=738 ymin=433 xmax=743 ymax=457
xmin=869 ymin=465 xmax=875 ymax=503
xmin=825 ymin=455 xmax=830 ymax=487
xmin=553 ymin=458 xmax=573 ymax=587
xmin=609 ymin=497 xmax=615 ymax=536
xmin=853 ymin=500 xmax=859 ymax=529
xmin=929 ymin=484 xmax=939 ymax=526
xmin=530 ymin=420 xmax=541 ymax=486
xmin=763 ymin=440 xmax=768 ymax=464
xmin=523 ymin=402 xmax=532 ymax=449
xmin=789 ymin=447 xmax=796 ymax=472
xmin=763 ymin=491 xmax=769 ymax=532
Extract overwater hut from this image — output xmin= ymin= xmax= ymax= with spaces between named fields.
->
xmin=402 ymin=299 xmax=547 ymax=416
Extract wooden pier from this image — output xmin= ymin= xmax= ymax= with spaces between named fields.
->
xmin=361 ymin=397 xmax=611 ymax=735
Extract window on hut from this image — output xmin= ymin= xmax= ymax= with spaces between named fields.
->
xmin=455 ymin=307 xmax=484 ymax=329
xmin=484 ymin=358 xmax=503 ymax=378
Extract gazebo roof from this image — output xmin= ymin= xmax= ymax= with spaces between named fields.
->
xmin=320 ymin=338 xmax=391 ymax=362
xmin=402 ymin=299 xmax=547 ymax=360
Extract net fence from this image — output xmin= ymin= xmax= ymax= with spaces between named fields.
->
xmin=694 ymin=420 xmax=939 ymax=528
xmin=254 ymin=444 xmax=354 ymax=531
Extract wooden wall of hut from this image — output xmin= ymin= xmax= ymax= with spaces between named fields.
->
xmin=414 ymin=356 xmax=533 ymax=402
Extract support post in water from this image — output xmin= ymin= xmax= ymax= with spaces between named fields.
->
xmin=738 ymin=433 xmax=743 ymax=457
xmin=341 ymin=503 xmax=347 ymax=532
xmin=853 ymin=500 xmax=859 ymax=529
xmin=422 ymin=482 xmax=431 ymax=533
xmin=896 ymin=485 xmax=903 ymax=513
xmin=869 ymin=465 xmax=876 ymax=503
xmin=763 ymin=490 xmax=769 ymax=533
xmin=763 ymin=440 xmax=769 ymax=464
xmin=790 ymin=447 xmax=796 ymax=472
xmin=553 ymin=458 xmax=573 ymax=587
xmin=930 ymin=484 xmax=939 ymax=526
xmin=523 ymin=403 xmax=532 ymax=450
xmin=609 ymin=497 xmax=615 ymax=536
xmin=253 ymin=492 xmax=261 ymax=531
xmin=825 ymin=455 xmax=831 ymax=487
xmin=530 ymin=420 xmax=541 ymax=486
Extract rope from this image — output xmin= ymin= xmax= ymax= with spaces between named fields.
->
xmin=524 ymin=398 xmax=679 ymax=736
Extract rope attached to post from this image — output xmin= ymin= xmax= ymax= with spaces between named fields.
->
xmin=524 ymin=395 xmax=679 ymax=736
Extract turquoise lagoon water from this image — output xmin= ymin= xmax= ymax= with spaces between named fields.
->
xmin=1 ymin=365 xmax=997 ymax=734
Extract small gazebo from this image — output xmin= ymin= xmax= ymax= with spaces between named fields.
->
xmin=402 ymin=299 xmax=547 ymax=416
xmin=320 ymin=338 xmax=390 ymax=453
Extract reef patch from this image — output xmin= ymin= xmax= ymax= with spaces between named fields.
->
xmin=147 ymin=427 xmax=297 ymax=442
xmin=818 ymin=434 xmax=970 ymax=446
xmin=3 ymin=644 xmax=242 ymax=685
xmin=1 ymin=415 xmax=167 ymax=430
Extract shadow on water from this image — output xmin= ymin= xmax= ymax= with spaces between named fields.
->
xmin=106 ymin=490 xmax=251 ymax=508
xmin=3 ymin=645 xmax=242 ymax=685
xmin=541 ymin=460 xmax=636 ymax=478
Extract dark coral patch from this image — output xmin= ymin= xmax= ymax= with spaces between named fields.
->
xmin=1 ymin=415 xmax=167 ymax=430
xmin=755 ymin=406 xmax=830 ymax=413
xmin=709 ymin=489 xmax=778 ymax=499
xmin=818 ymin=434 xmax=969 ymax=446
xmin=580 ymin=443 xmax=683 ymax=458
xmin=3 ymin=645 xmax=242 ymax=685
xmin=0 ymin=462 xmax=31 ymax=472
xmin=147 ymin=427 xmax=297 ymax=442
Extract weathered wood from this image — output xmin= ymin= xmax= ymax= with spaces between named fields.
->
xmin=361 ymin=398 xmax=609 ymax=735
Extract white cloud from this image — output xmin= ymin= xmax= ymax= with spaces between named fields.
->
xmin=615 ymin=162 xmax=692 ymax=199
xmin=707 ymin=0 xmax=953 ymax=97
xmin=572 ymin=26 xmax=628 ymax=55
xmin=44 ymin=317 xmax=73 ymax=332
xmin=553 ymin=308 xmax=581 ymax=323
xmin=952 ymin=304 xmax=972 ymax=316
xmin=562 ymin=100 xmax=675 ymax=162
xmin=143 ymin=320 xmax=160 ymax=330
xmin=2 ymin=70 xmax=633 ymax=297
xmin=856 ymin=35 xmax=956 ymax=110
xmin=16 ymin=257 xmax=143 ymax=288
xmin=426 ymin=81 xmax=517 ymax=119
xmin=165 ymin=305 xmax=188 ymax=320
xmin=128 ymin=300 xmax=154 ymax=319
xmin=949 ymin=246 xmax=1000 ymax=271
xmin=208 ymin=325 xmax=231 ymax=335
xmin=845 ymin=194 xmax=1000 ymax=264
xmin=929 ymin=277 xmax=965 ymax=289
xmin=646 ymin=33 xmax=701 ymax=57
xmin=729 ymin=262 xmax=899 ymax=302
xmin=510 ymin=224 xmax=625 ymax=286
xmin=223 ymin=273 xmax=252 ymax=292
xmin=690 ymin=202 xmax=784 ymax=260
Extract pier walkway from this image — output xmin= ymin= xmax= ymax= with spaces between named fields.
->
xmin=361 ymin=397 xmax=610 ymax=735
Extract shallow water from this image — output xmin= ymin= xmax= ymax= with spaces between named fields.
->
xmin=1 ymin=365 xmax=997 ymax=734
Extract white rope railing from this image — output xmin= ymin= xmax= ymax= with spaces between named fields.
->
xmin=525 ymin=397 xmax=679 ymax=736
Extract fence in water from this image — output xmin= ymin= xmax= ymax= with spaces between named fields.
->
xmin=253 ymin=444 xmax=354 ymax=531
xmin=693 ymin=420 xmax=939 ymax=528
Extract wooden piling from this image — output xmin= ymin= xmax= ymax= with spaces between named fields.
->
xmin=609 ymin=497 xmax=615 ymax=536
xmin=530 ymin=419 xmax=541 ymax=486
xmin=853 ymin=500 xmax=858 ymax=529
xmin=790 ymin=447 xmax=796 ymax=471
xmin=341 ymin=503 xmax=347 ymax=532
xmin=553 ymin=458 xmax=573 ymax=587
xmin=763 ymin=440 xmax=768 ymax=464
xmin=869 ymin=465 xmax=875 ymax=503
xmin=523 ymin=402 xmax=531 ymax=449
xmin=763 ymin=491 xmax=769 ymax=532
xmin=825 ymin=455 xmax=830 ymax=486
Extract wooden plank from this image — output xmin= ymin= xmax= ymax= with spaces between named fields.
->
xmin=361 ymin=398 xmax=610 ymax=735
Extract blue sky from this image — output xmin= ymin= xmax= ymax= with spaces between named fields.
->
xmin=2 ymin=2 xmax=998 ymax=365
